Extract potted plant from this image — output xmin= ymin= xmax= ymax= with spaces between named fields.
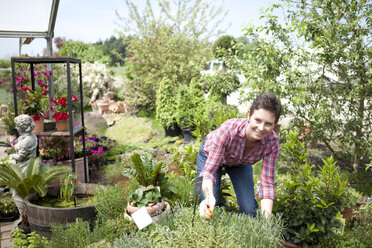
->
xmin=341 ymin=187 xmax=362 ymax=222
xmin=0 ymin=192 xmax=19 ymax=222
xmin=122 ymin=152 xmax=174 ymax=220
xmin=156 ymin=77 xmax=182 ymax=137
xmin=176 ymin=85 xmax=196 ymax=143
xmin=50 ymin=94 xmax=79 ymax=131
xmin=24 ymin=173 xmax=106 ymax=239
xmin=274 ymin=132 xmax=350 ymax=247
xmin=21 ymin=86 xmax=48 ymax=134
xmin=0 ymin=157 xmax=70 ymax=227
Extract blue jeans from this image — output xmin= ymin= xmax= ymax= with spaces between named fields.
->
xmin=196 ymin=140 xmax=258 ymax=217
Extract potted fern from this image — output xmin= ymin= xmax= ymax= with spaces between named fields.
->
xmin=122 ymin=152 xmax=174 ymax=220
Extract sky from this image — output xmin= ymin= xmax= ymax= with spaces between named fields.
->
xmin=0 ymin=0 xmax=275 ymax=59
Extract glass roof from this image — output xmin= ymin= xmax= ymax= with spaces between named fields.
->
xmin=0 ymin=0 xmax=52 ymax=32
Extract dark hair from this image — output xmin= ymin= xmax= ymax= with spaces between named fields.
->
xmin=249 ymin=93 xmax=281 ymax=123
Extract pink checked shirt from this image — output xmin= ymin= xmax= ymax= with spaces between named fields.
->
xmin=200 ymin=118 xmax=280 ymax=200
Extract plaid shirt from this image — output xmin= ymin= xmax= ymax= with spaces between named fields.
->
xmin=200 ymin=118 xmax=280 ymax=200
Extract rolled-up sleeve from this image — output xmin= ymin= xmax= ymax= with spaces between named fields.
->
xmin=258 ymin=140 xmax=280 ymax=200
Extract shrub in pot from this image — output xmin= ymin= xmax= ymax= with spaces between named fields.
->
xmin=156 ymin=77 xmax=180 ymax=137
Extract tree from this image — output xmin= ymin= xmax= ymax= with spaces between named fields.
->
xmin=115 ymin=0 xmax=228 ymax=41
xmin=59 ymin=41 xmax=111 ymax=65
xmin=123 ymin=24 xmax=211 ymax=114
xmin=95 ymin=36 xmax=129 ymax=66
xmin=212 ymin=35 xmax=237 ymax=58
xmin=116 ymin=0 xmax=228 ymax=114
xmin=239 ymin=0 xmax=371 ymax=171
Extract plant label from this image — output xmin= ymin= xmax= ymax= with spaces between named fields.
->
xmin=194 ymin=176 xmax=203 ymax=196
xmin=131 ymin=206 xmax=153 ymax=230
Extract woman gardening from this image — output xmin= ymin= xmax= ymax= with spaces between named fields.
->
xmin=197 ymin=93 xmax=281 ymax=218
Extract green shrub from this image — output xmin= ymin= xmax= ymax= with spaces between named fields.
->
xmin=0 ymin=192 xmax=18 ymax=216
xmin=114 ymin=232 xmax=153 ymax=248
xmin=145 ymin=207 xmax=283 ymax=247
xmin=94 ymin=184 xmax=128 ymax=221
xmin=176 ymin=85 xmax=196 ymax=129
xmin=156 ymin=77 xmax=178 ymax=129
xmin=50 ymin=219 xmax=106 ymax=248
xmin=166 ymin=175 xmax=195 ymax=207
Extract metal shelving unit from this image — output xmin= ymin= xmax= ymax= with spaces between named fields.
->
xmin=10 ymin=56 xmax=88 ymax=182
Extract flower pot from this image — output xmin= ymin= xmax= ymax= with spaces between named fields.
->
xmin=164 ymin=125 xmax=182 ymax=137
xmin=182 ymin=128 xmax=195 ymax=144
xmin=24 ymin=183 xmax=104 ymax=239
xmin=126 ymin=201 xmax=165 ymax=217
xmin=96 ymin=102 xmax=110 ymax=114
xmin=55 ymin=118 xmax=69 ymax=131
xmin=342 ymin=207 xmax=353 ymax=222
xmin=31 ymin=115 xmax=44 ymax=134
xmin=125 ymin=201 xmax=171 ymax=222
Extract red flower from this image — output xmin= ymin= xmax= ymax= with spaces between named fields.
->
xmin=32 ymin=114 xmax=41 ymax=121
xmin=58 ymin=97 xmax=67 ymax=106
xmin=72 ymin=95 xmax=79 ymax=102
xmin=22 ymin=86 xmax=31 ymax=92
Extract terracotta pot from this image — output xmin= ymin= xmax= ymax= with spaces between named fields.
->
xmin=97 ymin=102 xmax=110 ymax=114
xmin=124 ymin=201 xmax=171 ymax=222
xmin=55 ymin=118 xmax=69 ymax=131
xmin=342 ymin=207 xmax=353 ymax=222
xmin=31 ymin=116 xmax=44 ymax=134
xmin=126 ymin=201 xmax=165 ymax=217
xmin=281 ymin=241 xmax=313 ymax=248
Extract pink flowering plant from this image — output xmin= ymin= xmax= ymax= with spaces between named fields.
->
xmin=39 ymin=134 xmax=113 ymax=165
xmin=13 ymin=66 xmax=51 ymax=121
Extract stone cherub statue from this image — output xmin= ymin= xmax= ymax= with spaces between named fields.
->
xmin=9 ymin=114 xmax=38 ymax=172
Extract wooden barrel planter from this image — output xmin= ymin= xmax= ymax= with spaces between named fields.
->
xmin=24 ymin=183 xmax=104 ymax=239
xmin=48 ymin=157 xmax=89 ymax=187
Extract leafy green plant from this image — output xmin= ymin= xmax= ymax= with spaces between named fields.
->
xmin=176 ymin=85 xmax=196 ymax=129
xmin=280 ymin=131 xmax=309 ymax=175
xmin=59 ymin=173 xmax=77 ymax=202
xmin=274 ymin=155 xmax=349 ymax=246
xmin=202 ymin=72 xmax=240 ymax=103
xmin=128 ymin=185 xmax=161 ymax=207
xmin=0 ymin=157 xmax=71 ymax=198
xmin=172 ymin=143 xmax=199 ymax=179
xmin=11 ymin=229 xmax=50 ymax=248
xmin=192 ymin=101 xmax=238 ymax=142
xmin=123 ymin=153 xmax=166 ymax=188
xmin=0 ymin=107 xmax=16 ymax=136
xmin=0 ymin=192 xmax=18 ymax=216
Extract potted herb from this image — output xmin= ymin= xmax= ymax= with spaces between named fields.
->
xmin=341 ymin=187 xmax=362 ymax=222
xmin=123 ymin=152 xmax=174 ymax=219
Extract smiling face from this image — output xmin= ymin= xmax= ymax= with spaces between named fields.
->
xmin=246 ymin=108 xmax=276 ymax=143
